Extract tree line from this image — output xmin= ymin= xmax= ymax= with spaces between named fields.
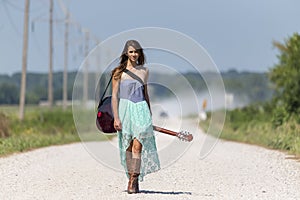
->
xmin=0 ymin=72 xmax=77 ymax=105
xmin=0 ymin=70 xmax=273 ymax=105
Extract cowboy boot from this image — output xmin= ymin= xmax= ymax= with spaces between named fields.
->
xmin=126 ymin=152 xmax=136 ymax=194
xmin=127 ymin=157 xmax=141 ymax=194
xmin=127 ymin=174 xmax=135 ymax=194
xmin=131 ymin=158 xmax=141 ymax=193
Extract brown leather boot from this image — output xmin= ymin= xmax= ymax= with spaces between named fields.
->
xmin=126 ymin=152 xmax=134 ymax=194
xmin=132 ymin=158 xmax=141 ymax=193
xmin=127 ymin=158 xmax=141 ymax=194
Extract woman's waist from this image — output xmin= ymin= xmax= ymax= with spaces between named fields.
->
xmin=119 ymin=95 xmax=145 ymax=103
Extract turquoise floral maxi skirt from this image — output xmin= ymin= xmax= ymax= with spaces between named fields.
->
xmin=117 ymin=98 xmax=160 ymax=181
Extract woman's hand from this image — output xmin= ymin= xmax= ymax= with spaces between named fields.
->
xmin=114 ymin=118 xmax=122 ymax=131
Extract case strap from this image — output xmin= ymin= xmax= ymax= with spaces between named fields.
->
xmin=123 ymin=68 xmax=145 ymax=86
xmin=98 ymin=75 xmax=112 ymax=108
xmin=98 ymin=69 xmax=145 ymax=108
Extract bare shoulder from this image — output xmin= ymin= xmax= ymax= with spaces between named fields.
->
xmin=135 ymin=65 xmax=149 ymax=82
xmin=136 ymin=65 xmax=147 ymax=70
xmin=137 ymin=65 xmax=149 ymax=74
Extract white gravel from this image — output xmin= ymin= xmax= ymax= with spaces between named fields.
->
xmin=0 ymin=118 xmax=300 ymax=200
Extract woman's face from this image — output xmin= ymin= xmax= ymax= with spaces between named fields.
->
xmin=127 ymin=46 xmax=139 ymax=63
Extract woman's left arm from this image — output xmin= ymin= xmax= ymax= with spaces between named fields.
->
xmin=144 ymin=68 xmax=152 ymax=114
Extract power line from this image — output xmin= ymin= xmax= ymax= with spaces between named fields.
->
xmin=1 ymin=1 xmax=23 ymax=37
xmin=2 ymin=0 xmax=48 ymax=13
xmin=0 ymin=0 xmax=48 ymax=37
xmin=2 ymin=0 xmax=25 ymax=12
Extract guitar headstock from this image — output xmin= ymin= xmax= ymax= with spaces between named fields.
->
xmin=176 ymin=131 xmax=193 ymax=142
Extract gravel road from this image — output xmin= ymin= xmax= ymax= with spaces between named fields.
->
xmin=1 ymin=118 xmax=300 ymax=200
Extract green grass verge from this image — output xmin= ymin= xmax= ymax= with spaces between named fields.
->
xmin=200 ymin=107 xmax=300 ymax=157
xmin=0 ymin=106 xmax=114 ymax=157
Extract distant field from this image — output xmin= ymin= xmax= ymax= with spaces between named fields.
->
xmin=0 ymin=105 xmax=20 ymax=115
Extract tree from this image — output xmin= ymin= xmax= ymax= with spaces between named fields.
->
xmin=0 ymin=83 xmax=19 ymax=104
xmin=269 ymin=33 xmax=300 ymax=116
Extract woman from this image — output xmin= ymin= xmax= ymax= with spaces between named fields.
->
xmin=111 ymin=40 xmax=160 ymax=194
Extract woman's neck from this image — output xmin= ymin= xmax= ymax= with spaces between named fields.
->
xmin=126 ymin=59 xmax=137 ymax=69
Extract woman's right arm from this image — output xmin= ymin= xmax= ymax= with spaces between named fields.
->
xmin=111 ymin=75 xmax=122 ymax=131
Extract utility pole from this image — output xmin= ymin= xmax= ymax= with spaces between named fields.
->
xmin=83 ymin=30 xmax=89 ymax=107
xmin=57 ymin=0 xmax=70 ymax=110
xmin=63 ymin=12 xmax=69 ymax=110
xmin=19 ymin=0 xmax=30 ymax=120
xmin=48 ymin=0 xmax=54 ymax=107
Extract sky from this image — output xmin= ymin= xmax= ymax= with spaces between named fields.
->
xmin=0 ymin=0 xmax=300 ymax=75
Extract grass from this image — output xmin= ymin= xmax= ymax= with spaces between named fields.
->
xmin=0 ymin=132 xmax=79 ymax=155
xmin=200 ymin=107 xmax=300 ymax=157
xmin=0 ymin=105 xmax=114 ymax=157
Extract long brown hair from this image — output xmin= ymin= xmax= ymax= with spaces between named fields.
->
xmin=112 ymin=40 xmax=146 ymax=80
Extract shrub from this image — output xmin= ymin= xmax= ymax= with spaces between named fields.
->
xmin=0 ymin=112 xmax=9 ymax=138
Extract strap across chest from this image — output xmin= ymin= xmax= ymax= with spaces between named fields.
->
xmin=123 ymin=69 xmax=145 ymax=86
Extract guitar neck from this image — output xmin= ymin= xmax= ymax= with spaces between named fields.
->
xmin=153 ymin=125 xmax=193 ymax=142
xmin=153 ymin=125 xmax=177 ymax=137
